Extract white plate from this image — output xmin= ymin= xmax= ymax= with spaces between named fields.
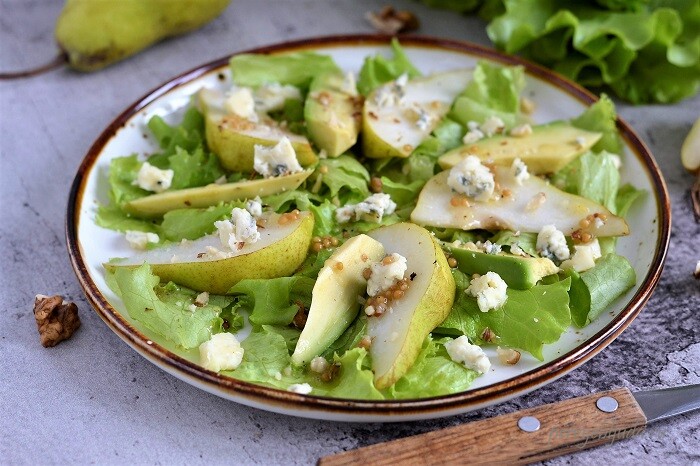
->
xmin=67 ymin=35 xmax=670 ymax=422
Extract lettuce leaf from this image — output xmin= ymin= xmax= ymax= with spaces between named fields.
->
xmin=316 ymin=155 xmax=370 ymax=200
xmin=449 ymin=60 xmax=525 ymax=128
xmin=566 ymin=253 xmax=636 ymax=326
xmin=230 ymin=276 xmax=315 ymax=327
xmin=385 ymin=336 xmax=479 ymax=399
xmin=231 ymin=328 xmax=292 ymax=383
xmin=570 ymin=94 xmax=623 ymax=155
xmin=230 ymin=52 xmax=340 ymax=89
xmin=357 ymin=38 xmax=422 ymax=96
xmin=111 ymin=264 xmax=226 ymax=349
xmin=158 ymin=203 xmax=240 ymax=242
xmin=551 ymin=151 xmax=621 ymax=213
xmin=147 ymin=107 xmax=207 ymax=159
xmin=486 ymin=0 xmax=700 ymax=103
xmin=436 ymin=269 xmax=571 ymax=359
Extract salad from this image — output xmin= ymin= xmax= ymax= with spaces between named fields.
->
xmin=97 ymin=40 xmax=644 ymax=400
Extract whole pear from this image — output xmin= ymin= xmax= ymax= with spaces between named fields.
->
xmin=55 ymin=0 xmax=231 ymax=71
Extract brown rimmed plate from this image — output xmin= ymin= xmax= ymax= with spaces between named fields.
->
xmin=66 ymin=35 xmax=670 ymax=422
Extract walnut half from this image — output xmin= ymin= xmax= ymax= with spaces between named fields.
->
xmin=33 ymin=295 xmax=81 ymax=347
xmin=365 ymin=6 xmax=420 ymax=35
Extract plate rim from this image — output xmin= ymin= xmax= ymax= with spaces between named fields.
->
xmin=65 ymin=34 xmax=671 ymax=419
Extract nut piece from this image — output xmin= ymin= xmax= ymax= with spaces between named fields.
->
xmin=365 ymin=6 xmax=420 ymax=35
xmin=497 ymin=346 xmax=521 ymax=365
xmin=33 ymin=295 xmax=81 ymax=347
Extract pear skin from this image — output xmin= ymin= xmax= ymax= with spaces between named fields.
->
xmin=56 ymin=0 xmax=231 ymax=72
xmin=104 ymin=212 xmax=314 ymax=294
xmin=366 ymin=223 xmax=456 ymax=389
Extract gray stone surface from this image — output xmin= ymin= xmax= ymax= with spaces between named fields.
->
xmin=1 ymin=0 xmax=698 ymax=464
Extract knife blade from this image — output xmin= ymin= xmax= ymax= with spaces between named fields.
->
xmin=318 ymin=385 xmax=700 ymax=466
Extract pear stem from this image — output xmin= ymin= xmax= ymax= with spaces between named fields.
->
xmin=0 ymin=52 xmax=68 ymax=80
xmin=691 ymin=174 xmax=700 ymax=223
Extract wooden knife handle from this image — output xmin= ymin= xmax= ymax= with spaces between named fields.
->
xmin=319 ymin=388 xmax=648 ymax=466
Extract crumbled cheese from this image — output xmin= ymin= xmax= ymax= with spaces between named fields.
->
xmin=444 ymin=336 xmax=491 ymax=374
xmin=134 ymin=162 xmax=173 ymax=193
xmin=245 ymin=196 xmax=263 ymax=217
xmin=198 ymin=333 xmax=244 ymax=372
xmin=374 ymin=73 xmax=408 ymax=107
xmin=125 ymin=230 xmax=159 ymax=250
xmin=214 ymin=207 xmax=260 ymax=250
xmin=510 ymin=157 xmax=530 ymax=185
xmin=462 ymin=129 xmax=484 ymax=144
xmin=274 ymin=371 xmax=282 ymax=381
xmin=254 ymin=83 xmax=301 ymax=113
xmin=466 ymin=272 xmax=508 ymax=312
xmin=447 ymin=155 xmax=495 ymax=202
xmin=214 ymin=175 xmax=228 ymax=185
xmin=560 ymin=238 xmax=601 ymax=272
xmin=253 ymin=137 xmax=304 ymax=177
xmin=574 ymin=136 xmax=587 ymax=148
xmin=467 ymin=121 xmax=480 ymax=131
xmin=309 ymin=356 xmax=329 ymax=374
xmin=367 ymin=253 xmax=408 ymax=297
xmin=536 ymin=224 xmax=570 ymax=261
xmin=510 ymin=243 xmax=527 ymax=257
xmin=593 ymin=217 xmax=605 ymax=229
xmin=480 ymin=116 xmax=505 ymax=137
xmin=288 ymin=383 xmax=313 ymax=394
xmin=481 ymin=240 xmax=502 ymax=255
xmin=188 ymin=303 xmax=198 ymax=312
xmin=194 ymin=292 xmax=210 ymax=307
xmin=334 ymin=193 xmax=397 ymax=224
xmin=510 ymin=123 xmax=533 ymax=137
xmin=340 ymin=72 xmax=357 ymax=95
xmin=224 ymin=87 xmax=258 ymax=121
xmin=415 ymin=107 xmax=432 ymax=131
xmin=200 ymin=246 xmax=230 ymax=261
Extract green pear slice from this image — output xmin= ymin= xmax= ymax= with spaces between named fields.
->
xmin=411 ymin=168 xmax=629 ymax=236
xmin=366 ymin=223 xmax=456 ymax=389
xmin=438 ymin=122 xmax=602 ymax=174
xmin=304 ymin=71 xmax=362 ymax=157
xmin=291 ymin=234 xmax=385 ymax=366
xmin=124 ymin=169 xmax=313 ymax=218
xmin=198 ymin=88 xmax=317 ymax=172
xmin=362 ymin=69 xmax=472 ymax=159
xmin=448 ymin=248 xmax=558 ymax=289
xmin=104 ymin=212 xmax=314 ymax=294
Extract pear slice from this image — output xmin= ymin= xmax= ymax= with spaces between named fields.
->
xmin=438 ymin=122 xmax=602 ymax=174
xmin=198 ymin=88 xmax=317 ymax=172
xmin=366 ymin=223 xmax=456 ymax=389
xmin=104 ymin=212 xmax=314 ymax=294
xmin=124 ymin=169 xmax=313 ymax=218
xmin=304 ymin=71 xmax=362 ymax=157
xmin=411 ymin=168 xmax=628 ymax=236
xmin=362 ymin=69 xmax=472 ymax=159
xmin=681 ymin=117 xmax=700 ymax=174
xmin=291 ymin=234 xmax=385 ymax=366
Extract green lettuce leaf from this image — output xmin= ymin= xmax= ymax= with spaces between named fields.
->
xmin=147 ymin=107 xmax=206 ymax=159
xmin=570 ymin=94 xmax=623 ymax=155
xmin=486 ymin=1 xmax=700 ymax=103
xmin=551 ymin=150 xmax=621 ymax=213
xmin=566 ymin=253 xmax=636 ymax=326
xmin=385 ymin=336 xmax=479 ymax=399
xmin=230 ymin=52 xmax=340 ymax=89
xmin=436 ymin=269 xmax=572 ymax=359
xmin=230 ymin=276 xmax=315 ymax=326
xmin=95 ymin=204 xmax=159 ymax=233
xmin=230 ymin=328 xmax=292 ymax=383
xmin=166 ymin=146 xmax=225 ymax=190
xmin=357 ymin=38 xmax=422 ymax=96
xmin=490 ymin=231 xmax=539 ymax=257
xmin=158 ymin=203 xmax=241 ymax=242
xmin=616 ymin=183 xmax=646 ymax=218
xmin=449 ymin=60 xmax=525 ymax=128
xmin=111 ymin=264 xmax=225 ymax=349
xmin=316 ymin=155 xmax=370 ymax=200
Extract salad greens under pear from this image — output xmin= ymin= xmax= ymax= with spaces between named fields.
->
xmin=97 ymin=40 xmax=643 ymax=400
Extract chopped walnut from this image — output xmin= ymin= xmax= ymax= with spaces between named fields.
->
xmin=33 ymin=295 xmax=81 ymax=347
xmin=365 ymin=5 xmax=420 ymax=35
xmin=292 ymin=301 xmax=307 ymax=330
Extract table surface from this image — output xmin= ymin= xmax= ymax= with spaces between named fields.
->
xmin=1 ymin=1 xmax=699 ymax=464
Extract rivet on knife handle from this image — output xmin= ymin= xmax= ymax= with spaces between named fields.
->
xmin=318 ymin=388 xmax=647 ymax=466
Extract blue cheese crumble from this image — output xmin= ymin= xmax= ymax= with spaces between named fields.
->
xmin=444 ymin=336 xmax=491 ymax=374
xmin=214 ymin=207 xmax=260 ymax=250
xmin=367 ymin=253 xmax=408 ymax=297
xmin=510 ymin=157 xmax=530 ymax=185
xmin=536 ymin=224 xmax=570 ymax=261
xmin=134 ymin=162 xmax=173 ymax=193
xmin=125 ymin=230 xmax=159 ymax=250
xmin=288 ymin=383 xmax=313 ymax=394
xmin=253 ymin=137 xmax=304 ymax=178
xmin=224 ymin=87 xmax=258 ymax=121
xmin=254 ymin=83 xmax=302 ymax=113
xmin=447 ymin=155 xmax=495 ymax=202
xmin=198 ymin=333 xmax=244 ymax=372
xmin=245 ymin=196 xmax=263 ymax=218
xmin=335 ymin=193 xmax=397 ymax=224
xmin=560 ymin=238 xmax=601 ymax=272
xmin=466 ymin=271 xmax=508 ymax=312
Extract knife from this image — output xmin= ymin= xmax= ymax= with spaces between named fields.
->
xmin=318 ymin=385 xmax=700 ymax=465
